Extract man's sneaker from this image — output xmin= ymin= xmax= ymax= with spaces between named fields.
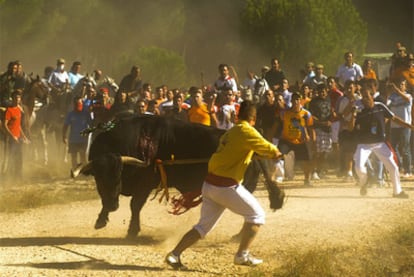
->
xmin=402 ymin=173 xmax=413 ymax=179
xmin=393 ymin=191 xmax=409 ymax=199
xmin=275 ymin=176 xmax=284 ymax=183
xmin=312 ymin=172 xmax=320 ymax=180
xmin=234 ymin=252 xmax=263 ymax=266
xmin=165 ymin=252 xmax=187 ymax=270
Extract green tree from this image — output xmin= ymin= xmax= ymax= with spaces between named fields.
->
xmin=0 ymin=0 xmax=188 ymax=83
xmin=115 ymin=46 xmax=191 ymax=89
xmin=240 ymin=0 xmax=368 ymax=80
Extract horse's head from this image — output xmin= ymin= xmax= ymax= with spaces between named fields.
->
xmin=24 ymin=75 xmax=50 ymax=102
xmin=22 ymin=75 xmax=50 ymax=123
xmin=99 ymin=76 xmax=119 ymax=97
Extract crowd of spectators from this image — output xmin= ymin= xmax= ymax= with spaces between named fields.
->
xmin=1 ymin=42 xmax=414 ymax=190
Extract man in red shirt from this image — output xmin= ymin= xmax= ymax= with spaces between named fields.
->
xmin=4 ymin=91 xmax=29 ymax=181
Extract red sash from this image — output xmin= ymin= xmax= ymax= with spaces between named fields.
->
xmin=205 ymin=173 xmax=238 ymax=187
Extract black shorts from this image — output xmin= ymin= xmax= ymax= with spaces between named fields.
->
xmin=277 ymin=139 xmax=310 ymax=161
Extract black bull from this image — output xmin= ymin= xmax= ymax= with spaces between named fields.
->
xmin=73 ymin=115 xmax=284 ymax=238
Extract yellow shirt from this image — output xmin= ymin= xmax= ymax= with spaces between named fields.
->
xmin=280 ymin=108 xmax=313 ymax=144
xmin=208 ymin=120 xmax=280 ymax=183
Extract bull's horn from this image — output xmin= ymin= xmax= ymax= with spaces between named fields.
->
xmin=121 ymin=156 xmax=148 ymax=167
xmin=71 ymin=161 xmax=93 ymax=178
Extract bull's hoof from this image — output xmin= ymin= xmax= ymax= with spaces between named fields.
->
xmin=126 ymin=227 xmax=140 ymax=239
xmin=95 ymin=218 xmax=108 ymax=229
xmin=125 ymin=233 xmax=138 ymax=240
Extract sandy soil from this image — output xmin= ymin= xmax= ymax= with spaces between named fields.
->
xmin=0 ymin=172 xmax=413 ymax=276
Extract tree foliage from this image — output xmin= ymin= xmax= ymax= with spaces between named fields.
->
xmin=115 ymin=46 xmax=190 ymax=88
xmin=0 ymin=0 xmax=369 ymax=85
xmin=240 ymin=0 xmax=367 ymax=77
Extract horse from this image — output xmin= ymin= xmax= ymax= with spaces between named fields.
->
xmin=0 ymin=76 xmax=49 ymax=175
xmin=21 ymin=76 xmax=51 ymax=165
xmin=22 ymin=76 xmax=49 ymax=133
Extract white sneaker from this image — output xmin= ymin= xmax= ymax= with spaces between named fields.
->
xmin=234 ymin=252 xmax=263 ymax=266
xmin=165 ymin=252 xmax=187 ymax=270
xmin=276 ymin=176 xmax=284 ymax=183
xmin=312 ymin=172 xmax=320 ymax=180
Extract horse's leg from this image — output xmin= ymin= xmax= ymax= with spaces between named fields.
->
xmin=1 ymin=135 xmax=9 ymax=175
xmin=127 ymin=187 xmax=152 ymax=239
xmin=41 ymin=124 xmax=48 ymax=165
xmin=57 ymin=126 xmax=68 ymax=164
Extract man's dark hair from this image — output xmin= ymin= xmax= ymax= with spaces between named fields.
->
xmin=327 ymin=76 xmax=336 ymax=83
xmin=316 ymin=83 xmax=327 ymax=92
xmin=131 ymin=65 xmax=140 ymax=72
xmin=218 ymin=63 xmax=228 ymax=71
xmin=291 ymin=92 xmax=301 ymax=101
xmin=142 ymin=83 xmax=151 ymax=90
xmin=344 ymin=79 xmax=356 ymax=88
xmin=11 ymin=90 xmax=22 ymax=98
xmin=271 ymin=58 xmax=279 ymax=64
xmin=238 ymin=100 xmax=256 ymax=121
xmin=189 ymin=86 xmax=200 ymax=96
xmin=73 ymin=96 xmax=82 ymax=104
xmin=7 ymin=61 xmax=16 ymax=72
xmin=344 ymin=51 xmax=353 ymax=59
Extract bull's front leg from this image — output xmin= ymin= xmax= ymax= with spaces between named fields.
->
xmin=95 ymin=208 xmax=109 ymax=229
xmin=127 ymin=189 xmax=151 ymax=239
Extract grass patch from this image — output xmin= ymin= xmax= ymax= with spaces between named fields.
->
xmin=244 ymin=225 xmax=414 ymax=277
xmin=245 ymin=248 xmax=395 ymax=277
xmin=272 ymin=249 xmax=337 ymax=277
xmin=393 ymin=224 xmax=414 ymax=247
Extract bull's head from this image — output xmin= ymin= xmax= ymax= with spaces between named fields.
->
xmin=93 ymin=154 xmax=125 ymax=212
xmin=96 ymin=178 xmax=121 ymax=212
xmin=73 ymin=154 xmax=147 ymax=212
xmin=98 ymin=154 xmax=148 ymax=212
xmin=97 ymin=155 xmax=148 ymax=212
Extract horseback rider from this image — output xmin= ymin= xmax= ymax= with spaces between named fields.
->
xmin=0 ymin=61 xmax=18 ymax=108
xmin=48 ymin=58 xmax=70 ymax=96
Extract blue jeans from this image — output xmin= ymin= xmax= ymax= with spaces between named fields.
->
xmin=390 ymin=128 xmax=412 ymax=174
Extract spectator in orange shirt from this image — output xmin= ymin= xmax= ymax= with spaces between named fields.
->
xmin=362 ymin=59 xmax=377 ymax=80
xmin=3 ymin=91 xmax=29 ymax=181
xmin=277 ymin=93 xmax=314 ymax=186
xmin=187 ymin=86 xmax=217 ymax=126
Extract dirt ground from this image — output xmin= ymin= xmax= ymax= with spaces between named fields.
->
xmin=0 ymin=170 xmax=414 ymax=276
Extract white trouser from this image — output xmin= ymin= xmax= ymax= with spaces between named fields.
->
xmin=194 ymin=182 xmax=265 ymax=238
xmin=353 ymin=142 xmax=402 ymax=194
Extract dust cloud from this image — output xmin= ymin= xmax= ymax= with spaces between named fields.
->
xmin=0 ymin=0 xmax=273 ymax=88
xmin=0 ymin=1 xmax=412 ymax=87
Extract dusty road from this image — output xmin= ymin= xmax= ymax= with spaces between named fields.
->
xmin=0 ymin=176 xmax=413 ymax=276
